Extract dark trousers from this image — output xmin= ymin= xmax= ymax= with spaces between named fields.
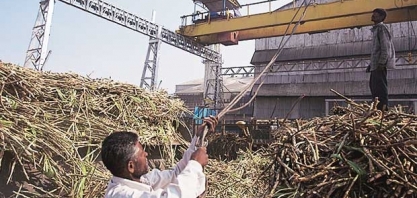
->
xmin=369 ymin=68 xmax=388 ymax=110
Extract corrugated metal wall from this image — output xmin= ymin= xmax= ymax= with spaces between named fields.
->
xmin=254 ymin=96 xmax=326 ymax=119
xmin=252 ymin=65 xmax=417 ymax=96
xmin=176 ymin=93 xmax=205 ymax=109
xmin=256 ymin=21 xmax=417 ymax=50
xmin=256 ymin=0 xmax=417 ymax=51
xmin=251 ymin=0 xmax=417 ymax=118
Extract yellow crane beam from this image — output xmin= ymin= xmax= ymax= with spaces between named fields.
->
xmin=177 ymin=0 xmax=417 ymax=45
xmin=198 ymin=8 xmax=417 ymax=44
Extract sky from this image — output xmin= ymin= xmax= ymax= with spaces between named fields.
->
xmin=0 ymin=0 xmax=291 ymax=93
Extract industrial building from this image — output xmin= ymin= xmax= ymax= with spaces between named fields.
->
xmin=251 ymin=0 xmax=417 ymax=119
xmin=175 ymin=76 xmax=254 ymax=133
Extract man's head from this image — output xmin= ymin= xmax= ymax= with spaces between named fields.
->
xmin=101 ymin=131 xmax=148 ymax=180
xmin=372 ymin=8 xmax=387 ymax=24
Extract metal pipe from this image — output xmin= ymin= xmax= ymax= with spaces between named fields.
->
xmin=151 ymin=10 xmax=156 ymax=23
xmin=269 ymin=0 xmax=271 ymax=12
xmin=180 ymin=0 xmax=283 ymax=18
xmin=223 ymin=0 xmax=226 ymax=15
xmin=241 ymin=0 xmax=280 ymax=7
xmin=40 ymin=0 xmax=55 ymax=70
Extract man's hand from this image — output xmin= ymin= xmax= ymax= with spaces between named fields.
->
xmin=191 ymin=147 xmax=208 ymax=166
xmin=366 ymin=65 xmax=371 ymax=73
xmin=195 ymin=116 xmax=218 ymax=137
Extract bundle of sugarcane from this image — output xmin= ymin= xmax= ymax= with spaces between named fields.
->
xmin=266 ymin=95 xmax=417 ymax=198
xmin=204 ymin=149 xmax=272 ymax=198
xmin=0 ymin=63 xmax=189 ymax=197
xmin=206 ymin=132 xmax=251 ymax=160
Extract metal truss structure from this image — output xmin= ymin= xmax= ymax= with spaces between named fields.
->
xmin=203 ymin=60 xmax=224 ymax=110
xmin=24 ymin=0 xmax=55 ymax=71
xmin=140 ymin=11 xmax=162 ymax=90
xmin=26 ymin=0 xmax=223 ymax=106
xmin=221 ymin=66 xmax=254 ymax=77
xmin=203 ymin=45 xmax=224 ymax=110
xmin=57 ymin=0 xmax=221 ymax=63
xmin=266 ymin=53 xmax=417 ymax=74
xmin=220 ymin=53 xmax=417 ymax=77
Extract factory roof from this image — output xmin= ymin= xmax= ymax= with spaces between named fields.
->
xmin=175 ymin=76 xmax=253 ymax=94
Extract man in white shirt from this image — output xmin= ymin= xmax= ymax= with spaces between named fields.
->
xmin=102 ymin=116 xmax=218 ymax=198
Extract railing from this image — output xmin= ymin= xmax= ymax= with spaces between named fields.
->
xmin=221 ymin=66 xmax=255 ymax=76
xmin=216 ymin=53 xmax=417 ymax=77
xmin=180 ymin=0 xmax=287 ymax=27
xmin=264 ymin=53 xmax=417 ymax=73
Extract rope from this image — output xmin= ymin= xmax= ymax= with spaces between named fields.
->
xmin=217 ymin=0 xmax=313 ymax=119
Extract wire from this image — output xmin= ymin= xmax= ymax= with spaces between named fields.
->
xmin=217 ymin=0 xmax=312 ymax=119
xmin=220 ymin=1 xmax=311 ymax=117
xmin=255 ymin=0 xmax=308 ymax=84
xmin=227 ymin=81 xmax=264 ymax=113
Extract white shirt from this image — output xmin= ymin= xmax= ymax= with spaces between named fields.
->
xmin=104 ymin=137 xmax=206 ymax=198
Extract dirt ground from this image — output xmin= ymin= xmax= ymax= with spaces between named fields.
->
xmin=0 ymin=151 xmax=56 ymax=198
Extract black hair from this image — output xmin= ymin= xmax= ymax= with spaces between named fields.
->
xmin=373 ymin=8 xmax=387 ymax=21
xmin=101 ymin=131 xmax=139 ymax=176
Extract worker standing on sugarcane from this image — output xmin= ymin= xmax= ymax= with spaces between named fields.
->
xmin=366 ymin=8 xmax=396 ymax=111
xmin=102 ymin=116 xmax=218 ymax=198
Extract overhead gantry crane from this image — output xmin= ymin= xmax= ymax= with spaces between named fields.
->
xmin=176 ymin=0 xmax=417 ymax=114
xmin=177 ymin=0 xmax=417 ymax=45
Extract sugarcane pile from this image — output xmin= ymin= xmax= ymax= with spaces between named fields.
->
xmin=206 ymin=133 xmax=251 ymax=160
xmin=204 ymin=149 xmax=271 ymax=198
xmin=0 ymin=62 xmax=189 ymax=197
xmin=2 ymin=62 xmax=417 ymax=198
xmin=188 ymin=95 xmax=417 ymax=197
xmin=266 ymin=98 xmax=417 ymax=198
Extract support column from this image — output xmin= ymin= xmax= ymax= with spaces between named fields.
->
xmin=140 ymin=11 xmax=162 ymax=90
xmin=24 ymin=0 xmax=55 ymax=71
xmin=203 ymin=44 xmax=224 ymax=110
